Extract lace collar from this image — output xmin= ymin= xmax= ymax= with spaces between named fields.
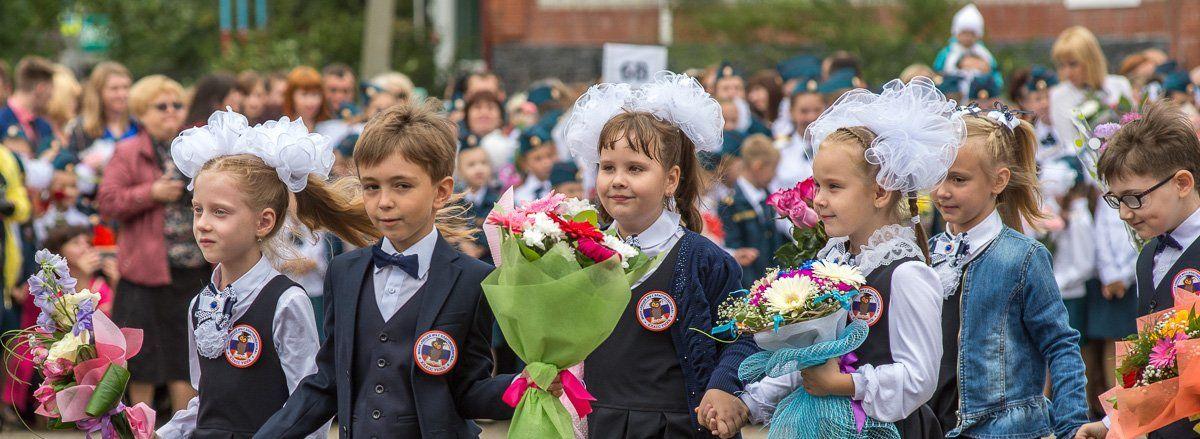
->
xmin=817 ymin=224 xmax=925 ymax=276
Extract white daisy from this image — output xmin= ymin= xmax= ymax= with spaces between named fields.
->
xmin=811 ymin=261 xmax=867 ymax=287
xmin=765 ymin=275 xmax=819 ymax=316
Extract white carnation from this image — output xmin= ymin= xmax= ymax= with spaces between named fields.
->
xmin=602 ymin=234 xmax=639 ymax=261
xmin=528 ymin=212 xmax=565 ymax=241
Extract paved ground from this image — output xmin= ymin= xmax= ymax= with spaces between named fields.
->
xmin=1 ymin=421 xmax=770 ymax=438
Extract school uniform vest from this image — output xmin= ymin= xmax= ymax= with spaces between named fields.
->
xmin=1133 ymin=238 xmax=1200 ymax=438
xmin=1135 ymin=236 xmax=1200 ymax=315
xmin=588 ymin=244 xmax=700 ymax=438
xmin=351 ymin=273 xmax=426 ymax=438
xmin=192 ymin=275 xmax=295 ymax=439
xmin=851 ymin=256 xmax=943 ymax=439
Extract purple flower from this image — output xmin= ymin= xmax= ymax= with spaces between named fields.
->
xmin=36 ymin=311 xmax=56 ymax=332
xmin=57 ymin=275 xmax=77 ymax=294
xmin=1149 ymin=332 xmax=1186 ymax=369
xmin=1093 ymin=123 xmax=1121 ymax=139
xmin=73 ymin=298 xmax=95 ymax=336
xmin=33 ymin=249 xmax=54 ymax=265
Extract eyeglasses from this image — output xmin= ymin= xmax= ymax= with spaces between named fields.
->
xmin=1103 ymin=175 xmax=1175 ymax=209
xmin=154 ymin=102 xmax=184 ymax=112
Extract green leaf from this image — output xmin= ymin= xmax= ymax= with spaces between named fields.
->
xmin=516 ymin=239 xmax=543 ymax=262
xmin=86 ymin=364 xmax=131 ymax=417
xmin=572 ymin=210 xmax=599 ymax=226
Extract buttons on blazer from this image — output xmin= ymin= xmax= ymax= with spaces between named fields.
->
xmin=371 ymin=409 xmax=381 ymax=419
xmin=375 ymin=384 xmax=385 ymax=394
xmin=377 ymin=358 xmax=388 ymax=368
xmin=379 ymin=332 xmax=389 ymax=342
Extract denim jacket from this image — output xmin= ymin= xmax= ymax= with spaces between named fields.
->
xmin=938 ymin=227 xmax=1089 ymax=439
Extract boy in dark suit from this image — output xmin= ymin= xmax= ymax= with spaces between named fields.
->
xmin=256 ymin=103 xmax=522 ymax=438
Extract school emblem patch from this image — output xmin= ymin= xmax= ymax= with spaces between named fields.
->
xmin=225 ymin=325 xmax=262 ymax=368
xmin=637 ymin=291 xmax=677 ymax=332
xmin=849 ymin=287 xmax=884 ymax=327
xmin=414 ymin=330 xmax=458 ymax=375
xmin=1173 ymin=268 xmax=1200 ymax=295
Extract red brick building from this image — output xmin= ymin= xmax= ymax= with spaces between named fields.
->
xmin=479 ymin=0 xmax=1191 ymax=89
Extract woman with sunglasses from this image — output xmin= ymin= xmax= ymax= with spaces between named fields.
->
xmin=97 ymin=74 xmax=206 ymax=419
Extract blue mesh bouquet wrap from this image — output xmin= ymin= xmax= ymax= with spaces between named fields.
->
xmin=739 ymin=319 xmax=900 ymax=439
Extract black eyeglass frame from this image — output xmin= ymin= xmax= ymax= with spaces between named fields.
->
xmin=1103 ymin=174 xmax=1176 ymax=210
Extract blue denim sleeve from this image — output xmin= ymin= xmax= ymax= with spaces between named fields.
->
xmin=1022 ymin=244 xmax=1090 ymax=439
xmin=703 ymin=247 xmax=758 ymax=394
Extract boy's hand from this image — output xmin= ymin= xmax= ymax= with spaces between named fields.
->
xmin=1073 ymin=421 xmax=1107 ymax=438
xmin=800 ymin=358 xmax=854 ymax=397
xmin=696 ymin=389 xmax=748 ymax=436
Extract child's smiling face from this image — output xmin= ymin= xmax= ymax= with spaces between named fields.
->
xmin=811 ymin=141 xmax=896 ymax=244
xmin=1106 ymin=170 xmax=1198 ymax=240
xmin=597 ymin=136 xmax=679 ymax=235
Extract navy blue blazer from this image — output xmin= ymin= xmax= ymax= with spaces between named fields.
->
xmin=255 ymin=236 xmax=514 ymax=439
xmin=0 ymin=105 xmax=54 ymax=152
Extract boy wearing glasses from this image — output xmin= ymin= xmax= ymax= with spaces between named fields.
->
xmin=1076 ymin=103 xmax=1200 ymax=439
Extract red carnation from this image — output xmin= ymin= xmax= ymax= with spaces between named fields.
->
xmin=1122 ymin=369 xmax=1140 ymax=389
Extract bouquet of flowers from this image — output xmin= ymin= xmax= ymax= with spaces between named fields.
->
xmin=3 ymin=250 xmax=154 ymax=439
xmin=712 ymin=259 xmax=864 ymax=349
xmin=482 ymin=190 xmax=653 ymax=438
xmin=1070 ymin=109 xmax=1141 ymax=189
xmin=720 ymin=260 xmax=899 ymax=438
xmin=767 ymin=178 xmax=828 ymax=267
xmin=1099 ymin=292 xmax=1200 ymax=438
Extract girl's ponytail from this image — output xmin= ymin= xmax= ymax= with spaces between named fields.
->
xmin=964 ymin=117 xmax=1046 ymax=233
xmin=293 ymin=175 xmax=379 ymax=248
xmin=907 ymin=195 xmax=932 ymax=263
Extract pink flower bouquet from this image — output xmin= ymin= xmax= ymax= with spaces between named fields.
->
xmin=4 ymin=250 xmax=155 ymax=439
xmin=766 ymin=178 xmax=828 ymax=266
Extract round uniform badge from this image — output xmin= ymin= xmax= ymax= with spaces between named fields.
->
xmin=414 ymin=330 xmax=458 ymax=375
xmin=1173 ymin=268 xmax=1200 ymax=295
xmin=225 ymin=325 xmax=263 ymax=368
xmin=849 ymin=287 xmax=884 ymax=327
xmin=636 ymin=291 xmax=677 ymax=332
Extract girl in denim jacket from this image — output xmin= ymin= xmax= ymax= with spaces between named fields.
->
xmin=927 ymin=110 xmax=1090 ymax=439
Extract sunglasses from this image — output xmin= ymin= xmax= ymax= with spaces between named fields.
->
xmin=154 ymin=102 xmax=184 ymax=112
xmin=1103 ymin=175 xmax=1175 ymax=210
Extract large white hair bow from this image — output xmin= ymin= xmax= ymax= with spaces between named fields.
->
xmin=171 ymin=109 xmax=334 ymax=192
xmin=562 ymin=71 xmax=723 ymax=165
xmin=806 ymin=76 xmax=966 ymax=194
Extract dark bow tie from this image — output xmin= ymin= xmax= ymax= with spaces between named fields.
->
xmin=1156 ymin=234 xmax=1183 ymax=255
xmin=372 ymin=246 xmax=420 ymax=279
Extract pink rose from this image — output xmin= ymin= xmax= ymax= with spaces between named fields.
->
xmin=43 ymin=358 xmax=72 ymax=381
xmin=788 ymin=203 xmax=820 ymax=229
xmin=796 ymin=178 xmax=816 ymax=203
xmin=33 ymin=385 xmax=58 ymax=417
xmin=124 ymin=402 xmax=156 ymax=439
xmin=576 ymin=238 xmax=617 ymax=263
xmin=766 ymin=188 xmax=805 ymax=218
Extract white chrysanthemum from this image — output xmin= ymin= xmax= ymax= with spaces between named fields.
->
xmin=765 ymin=275 xmax=819 ymax=316
xmin=521 ymin=228 xmax=548 ymax=250
xmin=811 ymin=261 xmax=867 ymax=288
xmin=527 ymin=212 xmax=565 ymax=241
xmin=558 ymin=197 xmax=597 ymax=218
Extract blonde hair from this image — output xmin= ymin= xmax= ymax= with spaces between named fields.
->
xmin=370 ymin=72 xmax=415 ymax=99
xmin=740 ymin=134 xmax=780 ymax=164
xmin=352 ymin=100 xmax=476 ymax=245
xmin=598 ymin=112 xmax=707 ymax=233
xmin=900 ymin=64 xmax=935 ymax=83
xmin=196 ymin=155 xmax=378 ymax=260
xmin=46 ymin=66 xmax=80 ymax=130
xmin=81 ymin=62 xmax=132 ymax=139
xmin=129 ymin=75 xmax=184 ymax=118
xmin=1051 ymin=26 xmax=1108 ymax=90
xmin=822 ymin=127 xmax=931 ymax=261
xmin=962 ymin=116 xmax=1046 ymax=232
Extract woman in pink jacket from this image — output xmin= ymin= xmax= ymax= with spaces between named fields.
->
xmin=97 ymin=74 xmax=207 ymax=416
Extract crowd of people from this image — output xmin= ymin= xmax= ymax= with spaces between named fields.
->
xmin=0 ymin=4 xmax=1199 ymax=437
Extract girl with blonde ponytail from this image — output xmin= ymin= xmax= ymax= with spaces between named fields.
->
xmin=927 ymin=109 xmax=1089 ymax=439
xmin=158 ymin=109 xmax=374 ymax=437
